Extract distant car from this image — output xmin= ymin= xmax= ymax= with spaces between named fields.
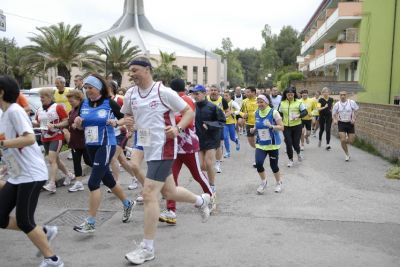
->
xmin=21 ymin=90 xmax=42 ymax=144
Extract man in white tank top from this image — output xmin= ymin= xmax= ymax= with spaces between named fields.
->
xmin=121 ymin=57 xmax=211 ymax=265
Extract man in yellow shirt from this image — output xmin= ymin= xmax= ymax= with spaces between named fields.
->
xmin=299 ymin=89 xmax=317 ymax=150
xmin=54 ymin=76 xmax=72 ymax=113
xmin=240 ymin=86 xmax=258 ymax=166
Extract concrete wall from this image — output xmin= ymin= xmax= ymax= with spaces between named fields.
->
xmin=332 ymin=102 xmax=400 ymax=161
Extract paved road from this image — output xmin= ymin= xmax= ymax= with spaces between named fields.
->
xmin=1 ymin=134 xmax=400 ymax=267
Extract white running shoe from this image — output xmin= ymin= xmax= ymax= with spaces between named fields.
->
xmin=122 ymin=200 xmax=135 ymax=223
xmin=125 ymin=242 xmax=155 ymax=265
xmin=73 ymin=220 xmax=95 ymax=234
xmin=128 ymin=178 xmax=138 ymax=190
xmin=300 ymin=146 xmax=304 ymax=151
xmin=63 ymin=172 xmax=75 ymax=186
xmin=43 ymin=183 xmax=56 ymax=193
xmin=297 ymin=152 xmax=304 ymax=162
xmin=274 ymin=181 xmax=283 ymax=193
xmin=136 ymin=194 xmax=144 ymax=205
xmin=345 ymin=155 xmax=350 ymax=162
xmin=67 ymin=151 xmax=73 ymax=160
xmin=256 ymin=182 xmax=267 ymax=195
xmin=159 ymin=209 xmax=177 ymax=225
xmin=198 ymin=193 xmax=211 ymax=222
xmin=215 ymin=162 xmax=222 ymax=173
xmin=38 ymin=256 xmax=64 ymax=267
xmin=287 ymin=160 xmax=294 ymax=168
xmin=68 ymin=181 xmax=84 ymax=192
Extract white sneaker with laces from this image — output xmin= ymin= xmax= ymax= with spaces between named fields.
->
xmin=43 ymin=183 xmax=56 ymax=193
xmin=136 ymin=194 xmax=144 ymax=204
xmin=287 ymin=160 xmax=294 ymax=168
xmin=125 ymin=242 xmax=155 ymax=265
xmin=63 ymin=172 xmax=75 ymax=186
xmin=274 ymin=181 xmax=283 ymax=193
xmin=256 ymin=182 xmax=267 ymax=195
xmin=128 ymin=178 xmax=138 ymax=190
xmin=38 ymin=256 xmax=64 ymax=267
xmin=68 ymin=181 xmax=84 ymax=192
xmin=198 ymin=193 xmax=211 ymax=222
xmin=159 ymin=209 xmax=177 ymax=224
xmin=345 ymin=155 xmax=350 ymax=162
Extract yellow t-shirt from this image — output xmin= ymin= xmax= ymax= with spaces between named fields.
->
xmin=300 ymin=97 xmax=317 ymax=120
xmin=240 ymin=97 xmax=258 ymax=126
xmin=54 ymin=88 xmax=72 ymax=113
xmin=207 ymin=95 xmax=224 ymax=111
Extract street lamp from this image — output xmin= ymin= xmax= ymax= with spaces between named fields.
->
xmin=264 ymin=73 xmax=272 ymax=88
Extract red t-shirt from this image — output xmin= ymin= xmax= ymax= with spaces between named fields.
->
xmin=176 ymin=92 xmax=199 ymax=154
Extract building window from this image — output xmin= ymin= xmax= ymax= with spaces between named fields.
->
xmin=182 ymin=65 xmax=188 ymax=81
xmin=203 ymin=67 xmax=208 ymax=85
xmin=345 ymin=68 xmax=349 ymax=81
xmin=193 ymin=66 xmax=198 ymax=84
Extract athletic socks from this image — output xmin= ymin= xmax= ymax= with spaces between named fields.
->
xmin=87 ymin=216 xmax=96 ymax=225
xmin=122 ymin=199 xmax=131 ymax=208
xmin=143 ymin=239 xmax=154 ymax=251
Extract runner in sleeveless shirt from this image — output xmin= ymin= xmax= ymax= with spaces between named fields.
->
xmin=122 ymin=57 xmax=211 ymax=265
xmin=332 ymin=91 xmax=359 ymax=161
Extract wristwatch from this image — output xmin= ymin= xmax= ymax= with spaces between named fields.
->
xmin=176 ymin=125 xmax=184 ymax=134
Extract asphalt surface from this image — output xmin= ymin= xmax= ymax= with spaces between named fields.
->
xmin=1 ymin=134 xmax=400 ymax=267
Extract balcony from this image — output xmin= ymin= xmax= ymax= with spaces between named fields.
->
xmin=309 ymin=43 xmax=360 ymax=71
xmin=301 ymin=1 xmax=362 ymax=55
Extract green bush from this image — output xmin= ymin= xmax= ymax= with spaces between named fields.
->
xmin=279 ymin=71 xmax=304 ymax=89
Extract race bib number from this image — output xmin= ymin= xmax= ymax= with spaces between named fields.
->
xmin=289 ymin=112 xmax=297 ymax=121
xmin=340 ymin=111 xmax=351 ymax=121
xmin=137 ymin=128 xmax=151 ymax=147
xmin=85 ymin=126 xmax=99 ymax=143
xmin=40 ymin=118 xmax=49 ymax=130
xmin=258 ymin=129 xmax=271 ymax=141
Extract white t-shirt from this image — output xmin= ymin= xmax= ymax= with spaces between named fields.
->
xmin=234 ymin=94 xmax=244 ymax=108
xmin=332 ymin=99 xmax=359 ymax=122
xmin=0 ymin=103 xmax=48 ymax=184
xmin=270 ymin=95 xmax=282 ymax=109
xmin=121 ymin=82 xmax=187 ymax=161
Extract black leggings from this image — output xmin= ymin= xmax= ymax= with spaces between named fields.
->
xmin=86 ymin=145 xmax=116 ymax=191
xmin=319 ymin=115 xmax=332 ymax=144
xmin=255 ymin=148 xmax=279 ymax=173
xmin=283 ymin=124 xmax=302 ymax=160
xmin=71 ymin=148 xmax=92 ymax=177
xmin=0 ymin=180 xmax=46 ymax=234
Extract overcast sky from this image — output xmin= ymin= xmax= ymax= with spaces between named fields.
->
xmin=1 ymin=0 xmax=321 ymax=50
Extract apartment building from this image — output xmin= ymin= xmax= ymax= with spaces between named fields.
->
xmin=297 ymin=0 xmax=362 ymax=83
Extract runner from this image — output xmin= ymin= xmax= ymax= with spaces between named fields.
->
xmin=33 ymin=88 xmax=74 ymax=193
xmin=52 ymin=89 xmax=93 ymax=192
xmin=233 ymin=86 xmax=246 ymax=135
xmin=159 ymin=78 xmax=213 ymax=225
xmin=318 ymin=87 xmax=334 ymax=150
xmin=223 ymin=90 xmax=240 ymax=158
xmin=311 ymin=90 xmax=321 ymax=137
xmin=207 ymin=85 xmax=228 ymax=173
xmin=122 ymin=57 xmax=211 ymax=265
xmin=299 ymin=89 xmax=317 ymax=150
xmin=241 ymin=86 xmax=258 ymax=166
xmin=270 ymin=87 xmax=282 ymax=109
xmin=0 ymin=75 xmax=64 ymax=267
xmin=278 ymin=87 xmax=308 ymax=167
xmin=332 ymin=91 xmax=359 ymax=161
xmin=251 ymin=94 xmax=284 ymax=194
xmin=71 ymin=74 xmax=135 ymax=234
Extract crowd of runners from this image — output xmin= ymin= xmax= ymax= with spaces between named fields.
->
xmin=0 ymin=55 xmax=360 ymax=266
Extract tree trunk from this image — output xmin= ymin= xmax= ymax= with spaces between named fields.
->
xmin=14 ymin=74 xmax=24 ymax=89
xmin=112 ymin=71 xmax=122 ymax=87
xmin=57 ymin=64 xmax=71 ymax=87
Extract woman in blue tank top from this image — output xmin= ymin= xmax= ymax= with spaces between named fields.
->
xmin=250 ymin=94 xmax=284 ymax=195
xmin=71 ymin=74 xmax=134 ymax=234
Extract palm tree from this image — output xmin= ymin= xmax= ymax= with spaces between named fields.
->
xmin=25 ymin=22 xmax=102 ymax=86
xmin=153 ymin=50 xmax=184 ymax=85
xmin=1 ymin=46 xmax=34 ymax=87
xmin=97 ymin=36 xmax=141 ymax=86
